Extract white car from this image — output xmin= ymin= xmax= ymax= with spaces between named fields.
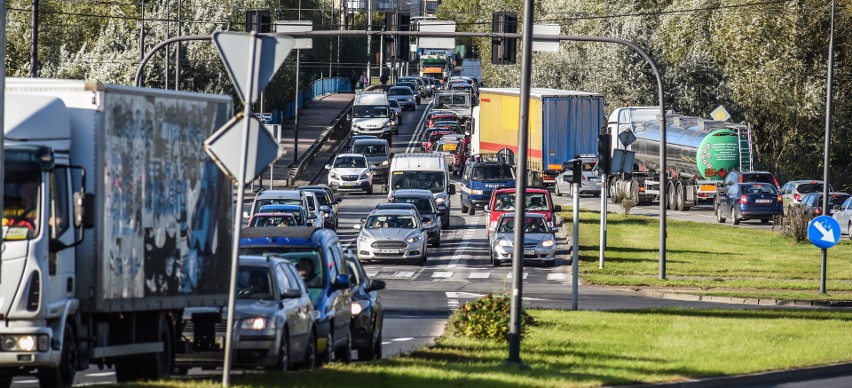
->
xmin=326 ymin=153 xmax=374 ymax=194
xmin=388 ymin=99 xmax=402 ymax=126
xmin=354 ymin=208 xmax=428 ymax=265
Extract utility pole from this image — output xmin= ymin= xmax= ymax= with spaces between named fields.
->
xmin=820 ymin=0 xmax=836 ymax=294
xmin=366 ymin=0 xmax=372 ymax=85
xmin=175 ymin=0 xmax=182 ymax=90
xmin=30 ymin=0 xmax=39 ymax=77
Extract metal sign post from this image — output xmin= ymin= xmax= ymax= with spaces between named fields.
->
xmin=820 ymin=0 xmax=836 ymax=294
xmin=572 ymin=181 xmax=580 ymax=310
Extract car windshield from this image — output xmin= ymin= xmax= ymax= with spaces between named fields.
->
xmin=353 ymin=105 xmax=389 ymax=118
xmin=250 ymin=215 xmax=297 ymax=227
xmin=473 ymin=165 xmax=514 ymax=181
xmin=429 ymin=133 xmax=450 ymax=143
xmin=365 ymin=215 xmax=417 ymax=229
xmin=497 ymin=217 xmax=548 ymax=233
xmin=388 ymin=88 xmax=410 ymax=96
xmin=740 ymin=184 xmax=777 ymax=195
xmin=352 ymin=144 xmax=387 ymax=156
xmin=391 ymin=171 xmax=446 ymax=193
xmin=306 ymin=191 xmax=331 ymax=206
xmin=237 ymin=248 xmax=326 ymax=303
xmin=396 ymin=197 xmax=436 ymax=214
xmin=254 ymin=199 xmax=301 ymax=214
xmin=2 ymin=169 xmax=42 ymax=241
xmin=742 ymin=174 xmax=776 ymax=185
xmin=237 ymin=266 xmax=274 ymax=300
xmin=334 ymin=156 xmax=367 ymax=168
xmin=436 ymin=94 xmax=469 ymax=106
xmin=526 ymin=193 xmax=549 ymax=210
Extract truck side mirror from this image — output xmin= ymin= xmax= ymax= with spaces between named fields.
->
xmin=448 ymin=184 xmax=456 ymax=195
xmin=74 ymin=192 xmax=96 ymax=229
xmin=554 ymin=205 xmax=563 ymax=212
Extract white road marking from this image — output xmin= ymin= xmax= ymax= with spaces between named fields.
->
xmin=446 ymin=292 xmax=458 ymax=298
xmin=392 ymin=271 xmax=416 ymax=278
xmin=366 ymin=271 xmax=379 ymax=277
xmin=547 ymin=273 xmax=568 ymax=281
xmin=432 ymin=271 xmax=453 ymax=278
xmin=391 ymin=337 xmax=415 ymax=342
xmin=468 ymin=272 xmax=490 ymax=279
xmin=506 ymin=273 xmax=529 ymax=280
xmin=86 ymin=372 xmax=116 ymax=377
xmin=447 ymin=217 xmax=479 ymax=268
xmin=16 ymin=380 xmax=37 ymax=384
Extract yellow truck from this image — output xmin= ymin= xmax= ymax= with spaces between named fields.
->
xmin=471 ymin=88 xmax=605 ymax=186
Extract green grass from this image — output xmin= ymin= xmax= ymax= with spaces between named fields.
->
xmin=558 ymin=210 xmax=852 ymax=298
xmin=113 ymin=308 xmax=852 ymax=387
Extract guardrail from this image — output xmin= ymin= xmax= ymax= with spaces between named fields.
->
xmin=275 ymin=77 xmax=353 ymax=124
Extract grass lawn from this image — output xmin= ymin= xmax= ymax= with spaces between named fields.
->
xmin=558 ymin=210 xmax=852 ymax=299
xmin=117 ymin=308 xmax=852 ymax=388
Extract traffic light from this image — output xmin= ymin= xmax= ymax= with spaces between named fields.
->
xmin=245 ymin=10 xmax=271 ymax=33
xmin=598 ymin=128 xmax=611 ymax=175
xmin=572 ymin=159 xmax=582 ymax=185
xmin=491 ymin=12 xmax=517 ymax=65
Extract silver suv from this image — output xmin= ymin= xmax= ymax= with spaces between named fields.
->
xmin=354 ymin=208 xmax=428 ymax=265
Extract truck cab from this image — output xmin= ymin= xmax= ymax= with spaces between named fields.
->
xmin=459 ymin=154 xmax=516 ymax=216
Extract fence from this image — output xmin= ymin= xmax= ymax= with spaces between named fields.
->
xmin=274 ymin=77 xmax=353 ymax=124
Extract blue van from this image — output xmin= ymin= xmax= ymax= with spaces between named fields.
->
xmin=239 ymin=227 xmax=353 ymax=363
xmin=459 ymin=154 xmax=516 ymax=215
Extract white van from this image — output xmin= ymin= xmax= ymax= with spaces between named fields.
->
xmin=350 ymin=91 xmax=394 ymax=139
xmin=389 ymin=153 xmax=456 ymax=229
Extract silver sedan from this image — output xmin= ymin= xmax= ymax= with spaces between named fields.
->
xmin=489 ymin=213 xmax=558 ymax=267
xmin=354 ymin=209 xmax=428 ymax=265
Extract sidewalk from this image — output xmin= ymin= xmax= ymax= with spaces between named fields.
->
xmin=246 ymin=92 xmax=354 ymax=194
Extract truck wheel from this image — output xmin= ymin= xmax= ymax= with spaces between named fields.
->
xmin=666 ymin=182 xmax=676 ymax=210
xmin=37 ymin=324 xmax=78 ymax=388
xmin=468 ymin=203 xmax=475 ymax=215
xmin=716 ymin=206 xmax=726 ymax=223
xmin=460 ymin=201 xmax=469 ymax=214
xmin=675 ymin=183 xmax=685 ymax=211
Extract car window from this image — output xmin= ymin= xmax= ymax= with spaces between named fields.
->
xmin=283 ymin=264 xmax=304 ymax=294
xmin=333 ymin=156 xmax=367 ymax=168
xmin=742 ymin=174 xmax=776 ymax=185
xmin=327 ymin=243 xmax=343 ymax=281
xmin=238 ymin=248 xmax=326 ymax=302
xmin=830 ymin=194 xmax=851 ymax=207
xmin=396 ymin=197 xmax=436 ymax=214
xmin=237 ymin=266 xmax=273 ymax=300
xmin=472 ymin=165 xmax=514 ymax=181
xmin=250 ymin=214 xmax=296 ymax=227
xmin=352 ymin=144 xmax=388 ymax=156
xmin=346 ymin=260 xmax=363 ymax=287
xmin=796 ymin=183 xmax=824 ymax=194
xmin=525 ymin=193 xmax=549 ymax=210
xmin=276 ymin=264 xmax=292 ymax=294
xmin=365 ymin=215 xmax=417 ymax=229
xmin=494 ymin=193 xmax=516 ymax=210
xmin=524 ymin=218 xmax=549 ymax=233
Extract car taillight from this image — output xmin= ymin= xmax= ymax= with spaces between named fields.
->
xmin=793 ymin=193 xmax=801 ymax=202
xmin=740 ymin=195 xmax=748 ymax=204
xmin=815 ymin=208 xmax=822 ymax=215
xmin=777 ymin=195 xmax=783 ymax=202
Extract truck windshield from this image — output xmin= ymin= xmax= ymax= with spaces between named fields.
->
xmin=473 ymin=165 xmax=514 ymax=181
xmin=391 ymin=171 xmax=446 ymax=193
xmin=3 ymin=170 xmax=42 ymax=241
xmin=353 ymin=105 xmax=389 ymax=118
xmin=436 ymin=94 xmax=470 ymax=106
xmin=237 ymin=248 xmax=326 ymax=303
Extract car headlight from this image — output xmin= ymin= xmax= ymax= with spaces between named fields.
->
xmin=321 ymin=210 xmax=330 ymax=217
xmin=435 ymin=197 xmax=446 ymax=205
xmin=381 ymin=160 xmax=389 ymax=166
xmin=351 ymin=300 xmax=369 ymax=316
xmin=330 ymin=172 xmax=339 ymax=179
xmin=406 ymin=235 xmax=422 ymax=243
xmin=497 ymin=238 xmax=512 ymax=247
xmin=358 ymin=234 xmax=373 ymax=243
xmin=241 ymin=317 xmax=273 ymax=330
xmin=540 ymin=239 xmax=555 ymax=247
xmin=470 ymin=189 xmax=483 ymax=195
xmin=360 ymin=172 xmax=369 ymax=180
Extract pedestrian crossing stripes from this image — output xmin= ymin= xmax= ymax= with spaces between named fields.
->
xmin=364 ymin=268 xmax=570 ymax=283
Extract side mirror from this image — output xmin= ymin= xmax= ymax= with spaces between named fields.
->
xmin=353 ymin=224 xmax=362 ymax=230
xmin=366 ymin=279 xmax=386 ymax=292
xmin=554 ymin=205 xmax=562 ymax=212
xmin=421 ymin=216 xmax=431 ymax=223
xmin=832 ymin=205 xmax=840 ymax=212
xmin=551 ymin=227 xmax=560 ymax=234
xmin=448 ymin=184 xmax=456 ymax=195
xmin=332 ymin=274 xmax=351 ymax=290
xmin=335 ymin=196 xmax=342 ymax=203
xmin=325 ymin=164 xmax=332 ymax=170
xmin=74 ymin=192 xmax=96 ymax=229
xmin=281 ymin=289 xmax=302 ymax=299
xmin=346 ymin=114 xmax=352 ymax=121
xmin=484 ymin=204 xmax=490 ymax=212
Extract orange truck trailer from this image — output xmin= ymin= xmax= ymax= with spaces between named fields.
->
xmin=471 ymin=88 xmax=606 ymax=187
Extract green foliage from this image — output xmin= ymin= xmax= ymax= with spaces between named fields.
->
xmin=448 ymin=293 xmax=536 ymax=342
xmin=777 ymin=205 xmax=812 ymax=243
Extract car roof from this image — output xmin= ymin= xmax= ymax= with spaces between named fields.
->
xmin=494 ymin=187 xmax=547 ymax=194
xmin=391 ymin=189 xmax=434 ymax=197
xmin=498 ymin=212 xmax=546 ymax=219
xmin=255 ymin=190 xmax=302 ymax=200
xmin=251 ymin=212 xmax=297 ymax=217
xmin=390 ymin=153 xmax=445 ymax=171
xmin=369 ymin=208 xmax=418 ymax=216
xmin=376 ymin=203 xmax=417 ymax=210
xmin=241 ymin=226 xmax=316 ymax=240
xmin=259 ymin=204 xmax=303 ymax=211
xmin=353 ymin=138 xmax=389 ymax=146
xmin=336 ymin=153 xmax=367 ymax=159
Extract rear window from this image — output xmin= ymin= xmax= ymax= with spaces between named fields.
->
xmin=741 ymin=173 xmax=776 ymax=186
xmin=830 ymin=194 xmax=851 ymax=206
xmin=796 ymin=183 xmax=824 ymax=194
xmin=740 ymin=183 xmax=777 ymax=195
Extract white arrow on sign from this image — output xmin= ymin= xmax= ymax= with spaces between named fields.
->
xmin=813 ymin=221 xmax=836 ymax=243
xmin=204 ymin=113 xmax=284 ymax=186
xmin=212 ymin=32 xmax=295 ymax=105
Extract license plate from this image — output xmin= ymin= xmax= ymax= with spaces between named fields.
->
xmin=589 ymin=178 xmax=601 ymax=182
xmin=379 ymin=249 xmax=400 ymax=254
xmin=755 ymin=199 xmax=771 ymax=204
xmin=343 ymin=181 xmax=357 ymax=186
xmin=523 ymin=249 xmax=535 ymax=255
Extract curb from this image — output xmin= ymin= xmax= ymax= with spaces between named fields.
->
xmin=631 ymin=288 xmax=852 ymax=308
xmin=628 ymin=362 xmax=852 ymax=387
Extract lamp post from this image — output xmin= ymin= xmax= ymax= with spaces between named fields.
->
xmin=30 ymin=0 xmax=39 ymax=77
xmin=820 ymin=0 xmax=836 ymax=294
xmin=366 ymin=0 xmax=372 ymax=85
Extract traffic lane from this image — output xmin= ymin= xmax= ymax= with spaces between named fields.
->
xmin=390 ymin=98 xmax=431 ymax=155
xmin=553 ymin=194 xmax=777 ymax=231
xmin=380 ymin=289 xmax=451 ymax=358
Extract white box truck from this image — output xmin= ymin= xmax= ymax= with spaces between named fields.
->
xmin=0 ymin=79 xmax=233 ymax=386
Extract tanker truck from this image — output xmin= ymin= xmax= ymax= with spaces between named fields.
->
xmin=0 ymin=79 xmax=233 ymax=386
xmin=606 ymin=106 xmax=753 ymax=210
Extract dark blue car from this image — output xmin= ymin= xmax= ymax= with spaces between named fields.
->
xmin=239 ymin=227 xmax=353 ymax=364
xmin=716 ymin=183 xmax=783 ymax=225
xmin=459 ymin=154 xmax=516 ymax=216
xmin=345 ymin=253 xmax=385 ymax=361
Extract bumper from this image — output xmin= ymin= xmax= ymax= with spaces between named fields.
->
xmin=372 ymin=166 xmax=389 ymax=181
xmin=0 ymin=327 xmax=59 ymax=368
xmin=352 ymin=128 xmax=392 ymax=137
xmin=493 ymin=245 xmax=557 ymax=263
xmin=329 ymin=179 xmax=372 ymax=192
xmin=399 ymin=101 xmax=416 ymax=109
xmin=739 ymin=206 xmax=783 ymax=219
xmin=350 ymin=313 xmax=375 ymax=348
xmin=357 ymin=240 xmax=425 ymax=260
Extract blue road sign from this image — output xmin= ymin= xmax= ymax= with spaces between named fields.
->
xmin=808 ymin=216 xmax=841 ymax=249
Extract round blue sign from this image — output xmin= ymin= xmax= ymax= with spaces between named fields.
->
xmin=808 ymin=216 xmax=842 ymax=249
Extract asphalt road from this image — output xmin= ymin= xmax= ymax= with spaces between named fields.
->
xmin=17 ymin=97 xmax=849 ymax=387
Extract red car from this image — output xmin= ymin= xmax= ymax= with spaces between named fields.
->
xmin=451 ymin=137 xmax=471 ymax=176
xmin=421 ymin=130 xmax=456 ymax=152
xmin=426 ymin=111 xmax=459 ymax=128
xmin=485 ymin=187 xmax=561 ymax=237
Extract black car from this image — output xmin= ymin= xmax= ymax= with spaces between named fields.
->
xmin=716 ymin=182 xmax=783 ymax=225
xmin=298 ymin=186 xmax=341 ymax=229
xmin=799 ymin=192 xmax=852 ymax=218
xmin=345 ymin=254 xmax=386 ymax=361
xmin=715 ymin=171 xmax=780 ymax=211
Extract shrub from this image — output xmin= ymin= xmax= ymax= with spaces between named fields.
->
xmin=615 ymin=187 xmax=638 ymax=215
xmin=776 ymin=205 xmax=810 ymax=243
xmin=449 ymin=293 xmax=537 ymax=342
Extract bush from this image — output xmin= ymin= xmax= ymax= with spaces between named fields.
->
xmin=448 ymin=293 xmax=537 ymax=342
xmin=776 ymin=205 xmax=810 ymax=243
xmin=614 ymin=187 xmax=638 ymax=215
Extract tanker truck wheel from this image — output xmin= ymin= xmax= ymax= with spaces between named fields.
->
xmin=666 ymin=182 xmax=676 ymax=210
xmin=37 ymin=324 xmax=78 ymax=388
xmin=677 ymin=183 xmax=691 ymax=211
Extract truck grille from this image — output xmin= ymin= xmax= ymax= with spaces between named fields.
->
xmin=342 ymin=175 xmax=359 ymax=181
xmin=371 ymin=241 xmax=407 ymax=250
